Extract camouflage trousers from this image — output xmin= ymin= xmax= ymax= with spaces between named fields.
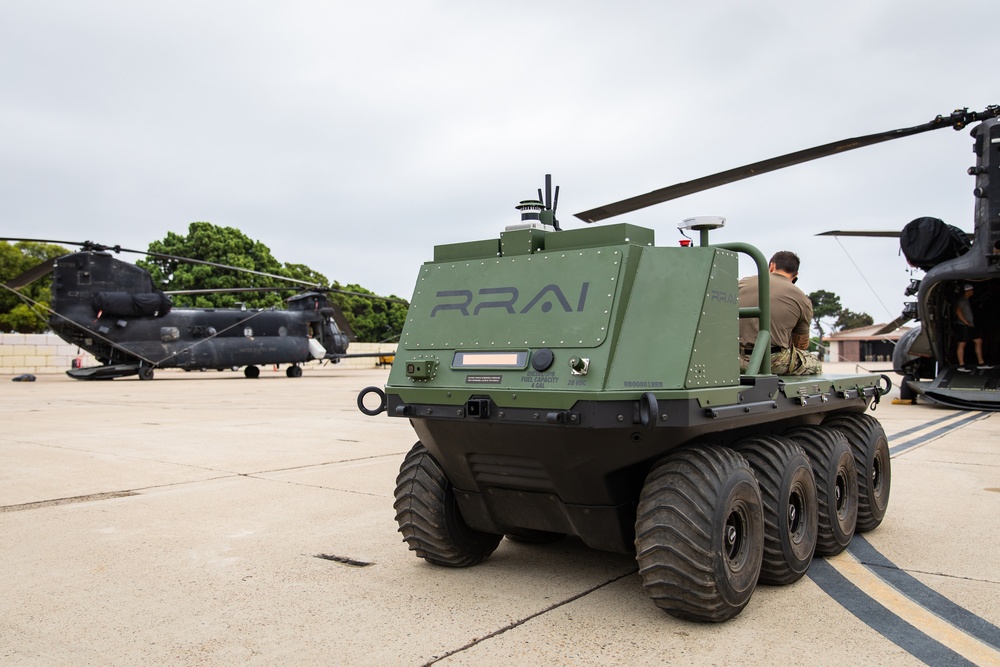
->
xmin=740 ymin=347 xmax=823 ymax=376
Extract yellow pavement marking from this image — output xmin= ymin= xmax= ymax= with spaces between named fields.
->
xmin=829 ymin=552 xmax=1000 ymax=666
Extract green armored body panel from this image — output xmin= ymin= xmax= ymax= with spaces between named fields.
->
xmin=359 ymin=179 xmax=891 ymax=622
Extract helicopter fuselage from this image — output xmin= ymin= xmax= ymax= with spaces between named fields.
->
xmin=48 ymin=251 xmax=349 ymax=379
xmin=892 ymin=116 xmax=1000 ymax=408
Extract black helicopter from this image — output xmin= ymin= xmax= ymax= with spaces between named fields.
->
xmin=574 ymin=106 xmax=1000 ymax=410
xmin=1 ymin=240 xmax=401 ymax=380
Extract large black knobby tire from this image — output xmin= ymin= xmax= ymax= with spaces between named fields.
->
xmin=393 ymin=442 xmax=502 ymax=567
xmin=786 ymin=426 xmax=858 ymax=557
xmin=635 ymin=445 xmax=764 ymax=622
xmin=823 ymin=412 xmax=891 ymax=532
xmin=734 ymin=435 xmax=818 ymax=585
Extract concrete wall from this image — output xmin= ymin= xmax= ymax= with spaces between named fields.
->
xmin=0 ymin=333 xmax=97 ymax=376
xmin=0 ymin=333 xmax=395 ymax=375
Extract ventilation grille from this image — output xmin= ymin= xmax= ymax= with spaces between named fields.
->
xmin=468 ymin=454 xmax=555 ymax=492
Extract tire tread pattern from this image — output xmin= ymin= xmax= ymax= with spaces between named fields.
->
xmin=393 ymin=442 xmax=500 ymax=567
xmin=735 ymin=435 xmax=817 ymax=585
xmin=823 ymin=412 xmax=891 ymax=532
xmin=786 ymin=426 xmax=858 ymax=557
xmin=635 ymin=445 xmax=762 ymax=622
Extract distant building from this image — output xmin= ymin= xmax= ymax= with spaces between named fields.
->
xmin=823 ymin=324 xmax=912 ymax=363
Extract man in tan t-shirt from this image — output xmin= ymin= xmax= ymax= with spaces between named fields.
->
xmin=738 ymin=250 xmax=822 ymax=375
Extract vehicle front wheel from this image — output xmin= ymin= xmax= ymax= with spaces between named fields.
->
xmin=393 ymin=442 xmax=501 ymax=567
xmin=635 ymin=444 xmax=764 ymax=622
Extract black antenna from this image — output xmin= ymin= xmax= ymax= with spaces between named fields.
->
xmin=551 ymin=184 xmax=561 ymax=231
xmin=526 ymin=175 xmax=561 ymax=230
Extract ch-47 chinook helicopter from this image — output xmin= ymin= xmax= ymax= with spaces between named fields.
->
xmin=1 ymin=239 xmax=403 ymax=380
xmin=575 ymin=105 xmax=1000 ymax=410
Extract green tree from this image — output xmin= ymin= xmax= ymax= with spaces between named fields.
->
xmin=808 ymin=289 xmax=842 ymax=338
xmin=137 ymin=222 xmax=295 ymax=309
xmin=330 ymin=283 xmax=408 ymax=343
xmin=137 ymin=223 xmax=407 ymax=342
xmin=0 ymin=241 xmax=69 ymax=332
xmin=282 ymin=262 xmax=330 ymax=287
xmin=835 ymin=309 xmax=874 ymax=331
xmin=806 ymin=289 xmax=874 ymax=339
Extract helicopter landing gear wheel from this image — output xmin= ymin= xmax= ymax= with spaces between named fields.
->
xmin=734 ymin=435 xmax=818 ymax=585
xmin=393 ymin=442 xmax=502 ymax=567
xmin=286 ymin=365 xmax=303 ymax=378
xmin=244 ymin=366 xmax=260 ymax=379
xmin=635 ymin=444 xmax=763 ymax=622
xmin=138 ymin=365 xmax=154 ymax=381
xmin=822 ymin=413 xmax=891 ymax=532
xmin=786 ymin=426 xmax=858 ymax=557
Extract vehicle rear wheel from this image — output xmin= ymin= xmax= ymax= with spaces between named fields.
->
xmin=393 ymin=442 xmax=501 ymax=567
xmin=138 ymin=365 xmax=154 ymax=381
xmin=822 ymin=412 xmax=891 ymax=532
xmin=734 ymin=435 xmax=817 ymax=585
xmin=635 ymin=444 xmax=763 ymax=622
xmin=244 ymin=365 xmax=260 ymax=379
xmin=786 ymin=426 xmax=858 ymax=556
xmin=286 ymin=365 xmax=303 ymax=378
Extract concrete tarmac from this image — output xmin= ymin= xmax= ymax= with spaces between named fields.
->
xmin=2 ymin=364 xmax=999 ymax=666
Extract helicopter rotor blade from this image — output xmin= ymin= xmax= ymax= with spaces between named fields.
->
xmin=3 ymin=257 xmax=58 ymax=290
xmin=874 ymin=314 xmax=912 ymax=335
xmin=325 ymin=288 xmax=408 ymax=304
xmin=119 ymin=248 xmax=324 ymax=289
xmin=817 ymin=230 xmax=902 ymax=238
xmin=0 ymin=236 xmax=325 ymax=289
xmin=818 ymin=229 xmax=976 ymax=241
xmin=575 ymin=106 xmax=1000 ymax=223
xmin=3 ymin=237 xmax=407 ymax=303
xmin=0 ymin=237 xmax=92 ymax=247
xmin=165 ymin=287 xmax=301 ymax=296
xmin=165 ymin=285 xmax=408 ymax=304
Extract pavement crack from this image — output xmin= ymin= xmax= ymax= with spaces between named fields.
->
xmin=863 ymin=561 xmax=1000 ymax=586
xmin=1 ymin=491 xmax=139 ymax=513
xmin=421 ymin=568 xmax=638 ymax=666
xmin=241 ymin=451 xmax=408 ymax=477
xmin=241 ymin=474 xmax=388 ymax=498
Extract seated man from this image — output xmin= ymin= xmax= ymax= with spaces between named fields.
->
xmin=738 ymin=250 xmax=822 ymax=375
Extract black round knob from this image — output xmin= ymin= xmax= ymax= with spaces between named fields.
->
xmin=532 ymin=348 xmax=554 ymax=372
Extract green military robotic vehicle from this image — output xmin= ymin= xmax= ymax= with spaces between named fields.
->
xmin=359 ymin=176 xmax=890 ymax=622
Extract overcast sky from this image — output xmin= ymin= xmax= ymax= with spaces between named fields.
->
xmin=1 ymin=1 xmax=995 ymax=325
